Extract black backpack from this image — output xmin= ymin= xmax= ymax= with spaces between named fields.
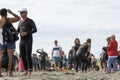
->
xmin=102 ymin=47 xmax=108 ymax=61
xmin=76 ymin=43 xmax=89 ymax=57
xmin=2 ymin=18 xmax=19 ymax=44
xmin=103 ymin=52 xmax=108 ymax=61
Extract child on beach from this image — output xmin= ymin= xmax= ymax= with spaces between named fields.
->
xmin=62 ymin=54 xmax=68 ymax=72
xmin=32 ymin=54 xmax=39 ymax=71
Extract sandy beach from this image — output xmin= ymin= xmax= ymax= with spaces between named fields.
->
xmin=1 ymin=70 xmax=120 ymax=80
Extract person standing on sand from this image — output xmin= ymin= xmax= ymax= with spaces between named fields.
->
xmin=62 ymin=54 xmax=68 ymax=72
xmin=36 ymin=49 xmax=48 ymax=71
xmin=0 ymin=8 xmax=20 ymax=77
xmin=59 ymin=48 xmax=64 ymax=70
xmin=68 ymin=46 xmax=74 ymax=70
xmin=17 ymin=8 xmax=37 ymax=76
xmin=107 ymin=35 xmax=118 ymax=73
xmin=32 ymin=54 xmax=38 ymax=71
xmin=73 ymin=38 xmax=81 ymax=72
xmin=52 ymin=40 xmax=62 ymax=72
xmin=100 ymin=47 xmax=107 ymax=72
xmin=79 ymin=38 xmax=91 ymax=73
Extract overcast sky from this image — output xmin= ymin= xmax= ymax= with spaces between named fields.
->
xmin=1 ymin=0 xmax=120 ymax=58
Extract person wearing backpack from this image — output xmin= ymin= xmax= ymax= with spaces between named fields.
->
xmin=100 ymin=47 xmax=108 ymax=72
xmin=77 ymin=38 xmax=91 ymax=73
xmin=0 ymin=8 xmax=20 ymax=77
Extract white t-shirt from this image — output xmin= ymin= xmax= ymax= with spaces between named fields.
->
xmin=53 ymin=45 xmax=62 ymax=57
xmin=0 ymin=28 xmax=3 ymax=45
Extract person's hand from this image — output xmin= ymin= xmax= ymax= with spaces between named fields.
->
xmin=21 ymin=32 xmax=28 ymax=37
xmin=7 ymin=9 xmax=12 ymax=14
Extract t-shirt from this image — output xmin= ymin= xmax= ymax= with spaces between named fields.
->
xmin=53 ymin=45 xmax=62 ymax=57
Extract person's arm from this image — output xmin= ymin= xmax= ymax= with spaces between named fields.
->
xmin=52 ymin=49 xmax=54 ymax=59
xmin=87 ymin=47 xmax=91 ymax=53
xmin=28 ymin=20 xmax=37 ymax=34
xmin=68 ymin=50 xmax=71 ymax=59
xmin=87 ymin=44 xmax=91 ymax=53
xmin=107 ymin=41 xmax=113 ymax=51
xmin=7 ymin=9 xmax=20 ymax=23
xmin=36 ymin=49 xmax=41 ymax=54
xmin=17 ymin=21 xmax=21 ymax=34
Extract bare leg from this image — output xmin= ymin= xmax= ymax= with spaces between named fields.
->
xmin=28 ymin=69 xmax=32 ymax=76
xmin=7 ymin=49 xmax=14 ymax=77
xmin=0 ymin=50 xmax=4 ymax=77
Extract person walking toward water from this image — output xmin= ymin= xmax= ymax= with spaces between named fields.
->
xmin=17 ymin=8 xmax=37 ymax=76
xmin=77 ymin=38 xmax=91 ymax=73
xmin=0 ymin=8 xmax=20 ymax=77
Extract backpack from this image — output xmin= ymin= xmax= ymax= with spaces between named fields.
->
xmin=102 ymin=52 xmax=108 ymax=61
xmin=76 ymin=43 xmax=89 ymax=57
xmin=2 ymin=18 xmax=19 ymax=44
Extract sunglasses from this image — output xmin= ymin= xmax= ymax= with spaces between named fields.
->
xmin=20 ymin=11 xmax=26 ymax=14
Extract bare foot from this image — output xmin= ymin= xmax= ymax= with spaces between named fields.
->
xmin=27 ymin=71 xmax=32 ymax=76
xmin=22 ymin=71 xmax=28 ymax=76
xmin=0 ymin=73 xmax=3 ymax=77
xmin=8 ymin=73 xmax=13 ymax=77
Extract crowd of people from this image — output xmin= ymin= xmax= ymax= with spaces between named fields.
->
xmin=0 ymin=7 xmax=37 ymax=77
xmin=19 ymin=39 xmax=98 ymax=73
xmin=0 ymin=7 xmax=120 ymax=78
xmin=100 ymin=35 xmax=119 ymax=74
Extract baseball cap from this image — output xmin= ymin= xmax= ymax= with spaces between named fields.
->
xmin=18 ymin=8 xmax=27 ymax=12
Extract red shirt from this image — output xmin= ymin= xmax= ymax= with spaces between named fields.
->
xmin=107 ymin=40 xmax=118 ymax=57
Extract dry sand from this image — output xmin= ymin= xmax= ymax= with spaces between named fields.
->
xmin=1 ymin=70 xmax=120 ymax=80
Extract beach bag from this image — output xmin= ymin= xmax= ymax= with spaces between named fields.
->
xmin=2 ymin=18 xmax=19 ymax=44
xmin=18 ymin=59 xmax=24 ymax=72
xmin=1 ymin=49 xmax=8 ymax=68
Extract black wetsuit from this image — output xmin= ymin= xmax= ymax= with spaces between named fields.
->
xmin=68 ymin=49 xmax=74 ymax=70
xmin=79 ymin=43 xmax=89 ymax=72
xmin=37 ymin=50 xmax=48 ymax=70
xmin=17 ymin=18 xmax=37 ymax=71
xmin=73 ymin=44 xmax=81 ymax=72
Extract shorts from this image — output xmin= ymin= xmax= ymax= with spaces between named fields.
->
xmin=53 ymin=57 xmax=60 ymax=63
xmin=0 ymin=43 xmax=15 ymax=50
xmin=62 ymin=63 xmax=66 ymax=68
xmin=53 ymin=57 xmax=60 ymax=66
